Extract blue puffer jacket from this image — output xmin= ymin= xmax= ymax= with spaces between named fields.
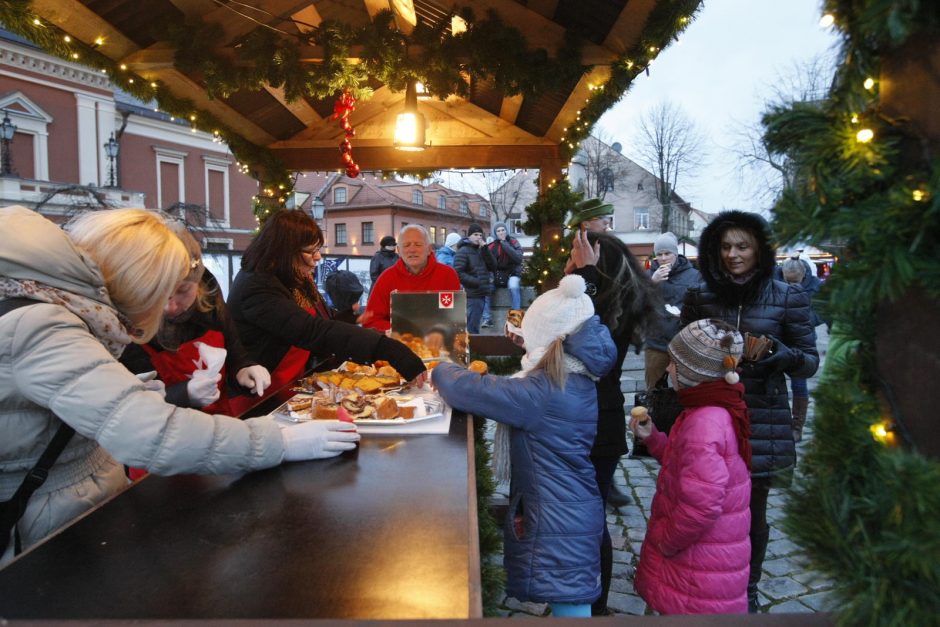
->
xmin=433 ymin=316 xmax=616 ymax=605
xmin=681 ymin=211 xmax=819 ymax=477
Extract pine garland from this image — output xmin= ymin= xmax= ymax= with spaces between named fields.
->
xmin=764 ymin=0 xmax=940 ymax=623
xmin=519 ymin=179 xmax=582 ymax=290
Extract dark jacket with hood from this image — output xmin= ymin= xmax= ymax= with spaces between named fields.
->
xmin=454 ymin=238 xmax=496 ymax=298
xmin=369 ymin=248 xmax=399 ymax=284
xmin=681 ymin=211 xmax=819 ymax=477
xmin=646 ymin=254 xmax=702 ymax=353
xmin=487 ymin=222 xmax=524 ymax=282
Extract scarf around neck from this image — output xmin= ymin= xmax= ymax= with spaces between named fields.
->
xmin=0 ymin=278 xmax=133 ymax=358
xmin=677 ymin=380 xmax=752 ymax=469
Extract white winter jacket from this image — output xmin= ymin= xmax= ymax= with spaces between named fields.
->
xmin=0 ymin=206 xmax=284 ymax=564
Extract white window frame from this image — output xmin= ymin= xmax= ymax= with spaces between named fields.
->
xmin=334 ymin=186 xmax=347 ymax=204
xmin=153 ymin=146 xmax=188 ymax=211
xmin=634 ymin=207 xmax=649 ymax=230
xmin=0 ymin=92 xmax=52 ymax=181
xmin=202 ymin=155 xmax=231 ymax=227
xmin=412 ymin=189 xmax=423 ymax=205
xmin=438 ymin=196 xmax=446 ymax=210
xmin=203 ymin=237 xmax=234 ymax=250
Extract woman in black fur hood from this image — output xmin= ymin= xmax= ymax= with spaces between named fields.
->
xmin=681 ymin=210 xmax=819 ymax=613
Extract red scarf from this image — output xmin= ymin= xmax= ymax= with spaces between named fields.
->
xmin=677 ymin=380 xmax=752 ymax=469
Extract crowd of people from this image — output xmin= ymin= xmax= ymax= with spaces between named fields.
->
xmin=2 ymin=199 xmax=825 ymax=617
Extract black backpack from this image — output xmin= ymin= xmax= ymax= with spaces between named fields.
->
xmin=0 ymin=298 xmax=76 ymax=556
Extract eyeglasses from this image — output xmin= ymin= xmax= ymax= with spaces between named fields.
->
xmin=300 ymin=245 xmax=321 ymax=256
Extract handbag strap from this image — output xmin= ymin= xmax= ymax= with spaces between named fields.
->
xmin=0 ymin=297 xmax=77 ymax=555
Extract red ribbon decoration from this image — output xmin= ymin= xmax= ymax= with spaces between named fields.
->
xmin=331 ymin=91 xmax=360 ymax=178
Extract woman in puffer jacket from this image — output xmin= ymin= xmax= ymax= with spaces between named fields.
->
xmin=0 ymin=207 xmax=358 ymax=565
xmin=681 ymin=210 xmax=818 ymax=612
xmin=631 ymin=319 xmax=751 ymax=614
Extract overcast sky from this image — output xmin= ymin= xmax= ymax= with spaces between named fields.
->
xmin=434 ymin=0 xmax=840 ymax=213
xmin=596 ymin=0 xmax=839 ymax=214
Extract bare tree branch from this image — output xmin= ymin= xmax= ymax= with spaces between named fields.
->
xmin=630 ymin=102 xmax=707 ymax=233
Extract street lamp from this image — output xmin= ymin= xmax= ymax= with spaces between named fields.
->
xmin=0 ymin=111 xmax=17 ymax=177
xmin=104 ymin=133 xmax=119 ymax=187
xmin=310 ymin=195 xmax=326 ymax=222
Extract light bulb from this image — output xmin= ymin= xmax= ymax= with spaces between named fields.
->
xmin=819 ymin=14 xmax=835 ymax=27
xmin=856 ymin=128 xmax=874 ymax=143
xmin=863 ymin=77 xmax=875 ymax=90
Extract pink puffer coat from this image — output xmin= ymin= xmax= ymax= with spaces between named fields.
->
xmin=634 ymin=406 xmax=751 ymax=614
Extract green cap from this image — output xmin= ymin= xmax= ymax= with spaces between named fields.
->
xmin=568 ymin=197 xmax=614 ymax=228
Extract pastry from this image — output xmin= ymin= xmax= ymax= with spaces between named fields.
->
xmin=398 ymin=404 xmax=416 ymax=419
xmin=468 ymin=360 xmax=488 ymax=374
xmin=287 ymin=395 xmax=314 ymax=412
xmin=374 ymin=396 xmax=399 ymax=420
xmin=314 ymin=402 xmax=339 ymax=420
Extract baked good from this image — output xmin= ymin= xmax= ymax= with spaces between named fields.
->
xmin=287 ymin=395 xmax=314 ymax=412
xmin=468 ymin=360 xmax=488 ymax=374
xmin=374 ymin=396 xmax=399 ymax=420
xmin=398 ymin=404 xmax=416 ymax=419
xmin=377 ymin=365 xmax=399 ymax=378
xmin=314 ymin=402 xmax=339 ymax=420
xmin=630 ymin=405 xmax=649 ymax=425
xmin=356 ymin=377 xmax=383 ymax=393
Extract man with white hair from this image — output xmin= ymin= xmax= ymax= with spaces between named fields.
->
xmin=360 ymin=225 xmax=460 ymax=332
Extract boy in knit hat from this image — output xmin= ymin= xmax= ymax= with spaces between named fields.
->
xmin=630 ymin=318 xmax=752 ymax=615
xmin=433 ymin=275 xmax=617 ymax=617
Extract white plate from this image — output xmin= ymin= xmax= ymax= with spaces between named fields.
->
xmin=353 ymin=412 xmax=443 ymax=426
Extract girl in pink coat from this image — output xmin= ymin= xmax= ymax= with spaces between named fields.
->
xmin=630 ymin=319 xmax=752 ymax=614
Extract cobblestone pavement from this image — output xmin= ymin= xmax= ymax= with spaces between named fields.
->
xmin=491 ymin=327 xmax=834 ymax=617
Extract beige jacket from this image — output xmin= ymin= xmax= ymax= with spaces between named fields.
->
xmin=0 ymin=206 xmax=284 ymax=563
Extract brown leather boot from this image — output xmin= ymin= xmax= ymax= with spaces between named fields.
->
xmin=792 ymin=396 xmax=809 ymax=442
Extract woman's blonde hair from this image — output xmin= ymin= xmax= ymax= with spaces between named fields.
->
xmin=532 ymin=338 xmax=567 ymax=389
xmin=164 ymin=219 xmax=216 ymax=313
xmin=67 ymin=209 xmax=189 ymax=342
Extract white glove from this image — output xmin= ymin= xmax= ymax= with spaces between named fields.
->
xmin=187 ymin=370 xmax=221 ymax=407
xmin=280 ymin=420 xmax=360 ymax=461
xmin=135 ymin=371 xmax=166 ymax=397
xmin=236 ymin=365 xmax=271 ymax=396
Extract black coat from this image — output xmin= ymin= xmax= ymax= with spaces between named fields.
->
xmin=645 ymin=255 xmax=702 ymax=352
xmin=574 ymin=265 xmax=629 ymax=459
xmin=370 ymin=249 xmax=399 ymax=283
xmin=453 ymin=239 xmax=496 ymax=298
xmin=227 ymin=269 xmax=425 ymax=381
xmin=681 ymin=211 xmax=819 ymax=477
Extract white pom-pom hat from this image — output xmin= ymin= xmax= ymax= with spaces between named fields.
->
xmin=667 ymin=318 xmax=743 ymax=387
xmin=520 ymin=274 xmax=595 ymax=368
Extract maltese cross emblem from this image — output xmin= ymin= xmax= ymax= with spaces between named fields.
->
xmin=439 ymin=292 xmax=454 ymax=309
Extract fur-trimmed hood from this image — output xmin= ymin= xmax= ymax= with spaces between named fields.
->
xmin=696 ymin=210 xmax=777 ymax=304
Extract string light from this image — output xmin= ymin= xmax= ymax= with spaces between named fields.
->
xmin=912 ymin=189 xmax=926 ymax=202
xmin=869 ymin=419 xmax=897 ymax=447
xmin=856 ymin=128 xmax=874 ymax=143
xmin=863 ymin=77 xmax=875 ymax=90
xmin=819 ymin=14 xmax=835 ymax=28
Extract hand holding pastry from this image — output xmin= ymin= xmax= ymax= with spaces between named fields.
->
xmin=629 ymin=405 xmax=652 ymax=440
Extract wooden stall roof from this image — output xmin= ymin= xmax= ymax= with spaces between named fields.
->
xmin=18 ymin=0 xmax=690 ymax=172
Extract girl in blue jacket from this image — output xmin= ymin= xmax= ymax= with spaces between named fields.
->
xmin=432 ymin=274 xmax=617 ymax=617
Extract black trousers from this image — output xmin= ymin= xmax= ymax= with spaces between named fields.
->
xmin=749 ymin=476 xmax=773 ymax=587
xmin=590 ymin=454 xmax=619 ymax=614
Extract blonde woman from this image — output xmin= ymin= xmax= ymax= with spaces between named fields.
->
xmin=0 ymin=206 xmax=357 ymax=564
xmin=120 ymin=221 xmax=270 ymax=419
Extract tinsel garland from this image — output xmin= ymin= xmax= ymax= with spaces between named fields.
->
xmin=763 ymin=0 xmax=940 ymax=623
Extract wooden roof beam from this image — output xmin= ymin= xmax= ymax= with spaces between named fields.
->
xmin=603 ymin=0 xmax=658 ymax=57
xmin=545 ymin=66 xmax=612 ymax=143
xmin=363 ymin=0 xmax=417 ymax=34
xmin=273 ymin=143 xmax=561 ymax=170
xmin=31 ymin=0 xmax=139 ymax=60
